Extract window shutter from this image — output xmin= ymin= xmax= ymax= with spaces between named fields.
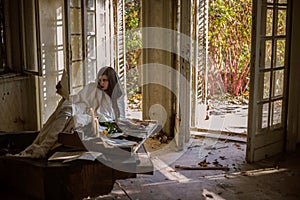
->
xmin=114 ymin=0 xmax=126 ymax=91
xmin=195 ymin=0 xmax=209 ymax=104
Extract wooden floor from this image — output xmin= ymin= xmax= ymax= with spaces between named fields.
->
xmin=94 ymin=137 xmax=300 ymax=200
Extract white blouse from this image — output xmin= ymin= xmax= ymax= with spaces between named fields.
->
xmin=62 ymin=82 xmax=125 ymax=128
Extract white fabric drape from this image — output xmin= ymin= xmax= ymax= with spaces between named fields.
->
xmin=18 ymin=81 xmax=125 ymax=158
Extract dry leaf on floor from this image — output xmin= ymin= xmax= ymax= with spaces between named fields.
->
xmin=198 ymin=159 xmax=210 ymax=167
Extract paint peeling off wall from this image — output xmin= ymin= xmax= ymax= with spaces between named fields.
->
xmin=0 ymin=75 xmax=37 ymax=132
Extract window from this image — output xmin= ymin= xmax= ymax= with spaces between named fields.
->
xmin=0 ymin=0 xmax=41 ymax=76
xmin=38 ymin=0 xmax=127 ymax=124
xmin=20 ymin=0 xmax=41 ymax=75
xmin=68 ymin=0 xmax=126 ymax=94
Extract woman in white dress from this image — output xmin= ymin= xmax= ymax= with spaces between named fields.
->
xmin=19 ymin=66 xmax=125 ymax=158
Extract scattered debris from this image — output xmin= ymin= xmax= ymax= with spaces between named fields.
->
xmin=212 ymin=159 xmax=221 ymax=166
xmin=160 ymin=135 xmax=169 ymax=143
xmin=234 ymin=143 xmax=242 ymax=149
xmin=216 ymin=146 xmax=229 ymax=150
xmin=204 ymin=145 xmax=215 ymax=150
xmin=174 ymin=165 xmax=229 ymax=171
xmin=150 ymin=132 xmax=170 ymax=144
xmin=234 ymin=143 xmax=241 ymax=147
xmin=198 ymin=159 xmax=210 ymax=167
xmin=204 ymin=145 xmax=229 ymax=150
xmin=205 ymin=105 xmax=210 ymax=120
xmin=219 ymin=156 xmax=226 ymax=160
xmin=205 ymin=115 xmax=210 ymax=120
xmin=205 ymin=193 xmax=213 ymax=198
xmin=187 ymin=144 xmax=202 ymax=149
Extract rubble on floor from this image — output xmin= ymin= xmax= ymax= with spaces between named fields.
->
xmin=91 ymin=137 xmax=300 ymax=200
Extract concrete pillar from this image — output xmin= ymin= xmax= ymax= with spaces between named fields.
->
xmin=141 ymin=0 xmax=191 ymax=149
xmin=141 ymin=0 xmax=176 ymax=137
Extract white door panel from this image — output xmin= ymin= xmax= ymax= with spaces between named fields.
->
xmin=247 ymin=0 xmax=290 ymax=162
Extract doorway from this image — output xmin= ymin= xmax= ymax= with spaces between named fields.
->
xmin=123 ymin=0 xmax=291 ymax=163
xmin=192 ymin=0 xmax=291 ymax=163
xmin=192 ymin=0 xmax=252 ymax=137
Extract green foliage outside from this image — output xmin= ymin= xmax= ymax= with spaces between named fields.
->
xmin=125 ymin=0 xmax=142 ymax=110
xmin=125 ymin=0 xmax=142 ymax=101
xmin=208 ymin=0 xmax=252 ymax=97
xmin=125 ymin=0 xmax=141 ymax=68
xmin=124 ymin=0 xmax=253 ymax=104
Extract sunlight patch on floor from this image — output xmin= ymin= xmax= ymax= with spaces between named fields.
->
xmin=151 ymin=157 xmax=191 ymax=183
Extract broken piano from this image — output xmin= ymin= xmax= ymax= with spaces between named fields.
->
xmin=0 ymin=119 xmax=158 ymax=200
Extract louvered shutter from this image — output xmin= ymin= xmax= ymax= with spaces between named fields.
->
xmin=191 ymin=0 xmax=208 ymax=127
xmin=195 ymin=0 xmax=208 ymax=104
xmin=114 ymin=0 xmax=126 ymax=91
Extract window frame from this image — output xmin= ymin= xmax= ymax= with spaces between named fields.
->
xmin=20 ymin=0 xmax=42 ymax=76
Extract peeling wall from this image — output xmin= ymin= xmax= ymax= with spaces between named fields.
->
xmin=0 ymin=0 xmax=39 ymax=132
xmin=0 ymin=75 xmax=37 ymax=132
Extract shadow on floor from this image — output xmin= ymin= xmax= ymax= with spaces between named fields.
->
xmin=92 ymin=137 xmax=300 ymax=200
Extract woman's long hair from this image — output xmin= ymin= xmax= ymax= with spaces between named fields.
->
xmin=97 ymin=66 xmax=124 ymax=118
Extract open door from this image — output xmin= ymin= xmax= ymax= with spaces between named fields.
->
xmin=247 ymin=0 xmax=291 ymax=162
